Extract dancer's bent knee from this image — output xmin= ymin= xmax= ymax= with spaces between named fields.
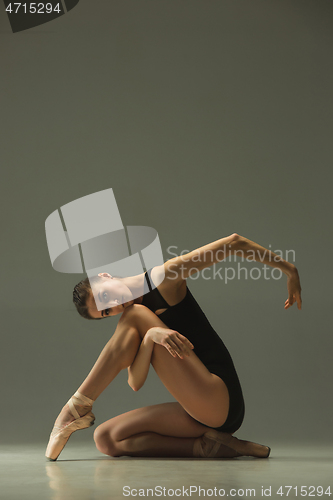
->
xmin=93 ymin=426 xmax=120 ymax=457
xmin=122 ymin=303 xmax=158 ymax=339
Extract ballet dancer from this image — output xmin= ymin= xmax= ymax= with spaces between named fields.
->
xmin=45 ymin=233 xmax=301 ymax=460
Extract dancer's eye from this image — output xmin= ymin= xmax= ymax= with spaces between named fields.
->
xmin=105 ymin=308 xmax=110 ymax=315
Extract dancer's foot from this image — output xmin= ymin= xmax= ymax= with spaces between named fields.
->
xmin=193 ymin=431 xmax=270 ymax=458
xmin=52 ymin=400 xmax=93 ymax=431
xmin=45 ymin=391 xmax=95 ymax=461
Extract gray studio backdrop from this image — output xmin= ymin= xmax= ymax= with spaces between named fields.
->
xmin=1 ymin=0 xmax=332 ymax=446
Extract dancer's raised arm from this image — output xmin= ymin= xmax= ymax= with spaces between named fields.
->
xmin=163 ymin=233 xmax=302 ymax=310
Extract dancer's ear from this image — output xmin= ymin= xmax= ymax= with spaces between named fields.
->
xmin=98 ymin=273 xmax=113 ymax=279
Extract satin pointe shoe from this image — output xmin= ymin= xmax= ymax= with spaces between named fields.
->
xmin=193 ymin=430 xmax=271 ymax=458
xmin=45 ymin=391 xmax=95 ymax=461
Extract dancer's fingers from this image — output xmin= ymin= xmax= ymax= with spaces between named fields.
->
xmin=174 ymin=334 xmax=194 ymax=356
xmin=165 ymin=336 xmax=191 ymax=359
xmin=164 ymin=338 xmax=184 ymax=358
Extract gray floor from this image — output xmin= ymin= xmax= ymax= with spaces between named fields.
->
xmin=1 ymin=442 xmax=332 ymax=500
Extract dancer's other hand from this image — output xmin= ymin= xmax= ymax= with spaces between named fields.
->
xmin=285 ymin=267 xmax=302 ymax=310
xmin=147 ymin=327 xmax=194 ymax=359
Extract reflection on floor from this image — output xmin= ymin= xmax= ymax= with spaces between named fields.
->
xmin=1 ymin=442 xmax=332 ymax=500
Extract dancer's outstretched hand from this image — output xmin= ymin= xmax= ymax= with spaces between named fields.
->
xmin=285 ymin=267 xmax=302 ymax=310
xmin=147 ymin=327 xmax=194 ymax=359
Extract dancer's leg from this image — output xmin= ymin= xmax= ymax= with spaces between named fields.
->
xmin=94 ymin=402 xmax=214 ymax=458
xmin=77 ymin=322 xmax=141 ymax=400
xmin=94 ymin=402 xmax=268 ymax=459
xmin=50 ymin=319 xmax=142 ymax=430
xmin=47 ymin=304 xmax=269 ymax=459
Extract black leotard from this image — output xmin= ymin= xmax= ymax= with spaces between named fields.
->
xmin=141 ymin=268 xmax=245 ymax=434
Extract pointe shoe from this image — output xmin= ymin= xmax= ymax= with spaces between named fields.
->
xmin=194 ymin=430 xmax=271 ymax=458
xmin=45 ymin=391 xmax=95 ymax=461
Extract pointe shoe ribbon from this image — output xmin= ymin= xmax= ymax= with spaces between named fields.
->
xmin=45 ymin=391 xmax=95 ymax=461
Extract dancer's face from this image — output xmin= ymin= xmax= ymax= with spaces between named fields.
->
xmin=87 ymin=274 xmax=134 ymax=318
